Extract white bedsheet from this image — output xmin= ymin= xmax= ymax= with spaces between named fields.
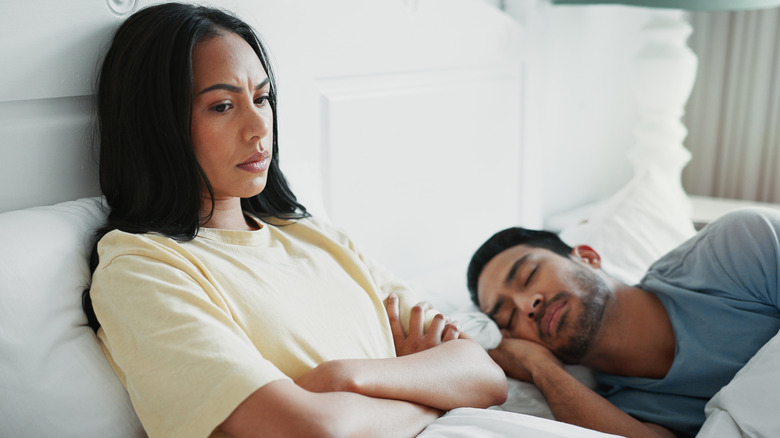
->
xmin=420 ymin=408 xmax=623 ymax=438
xmin=696 ymin=329 xmax=780 ymax=438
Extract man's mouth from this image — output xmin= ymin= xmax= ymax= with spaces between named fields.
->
xmin=539 ymin=299 xmax=566 ymax=339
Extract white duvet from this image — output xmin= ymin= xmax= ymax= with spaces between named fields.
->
xmin=697 ymin=328 xmax=780 ymax=438
xmin=420 ymin=408 xmax=621 ymax=438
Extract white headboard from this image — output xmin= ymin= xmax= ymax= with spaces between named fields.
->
xmin=0 ymin=0 xmax=531 ymax=282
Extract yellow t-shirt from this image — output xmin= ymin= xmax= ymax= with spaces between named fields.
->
xmin=91 ymin=215 xmax=426 ymax=438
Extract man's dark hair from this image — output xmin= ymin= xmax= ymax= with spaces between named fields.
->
xmin=466 ymin=227 xmax=573 ymax=306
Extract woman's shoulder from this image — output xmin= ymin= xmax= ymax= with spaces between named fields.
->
xmin=96 ymin=229 xmax=186 ymax=266
xmin=99 ymin=228 xmax=176 ymax=246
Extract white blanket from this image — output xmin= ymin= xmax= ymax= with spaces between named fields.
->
xmin=420 ymin=408 xmax=622 ymax=438
xmin=696 ymin=328 xmax=780 ymax=438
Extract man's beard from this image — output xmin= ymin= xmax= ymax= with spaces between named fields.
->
xmin=545 ymin=267 xmax=610 ymax=364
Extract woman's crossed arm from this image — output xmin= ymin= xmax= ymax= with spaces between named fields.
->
xmin=219 ymin=295 xmax=507 ymax=437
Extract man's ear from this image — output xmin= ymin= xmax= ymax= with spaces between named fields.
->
xmin=571 ymin=245 xmax=602 ymax=269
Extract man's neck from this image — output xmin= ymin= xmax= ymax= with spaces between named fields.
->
xmin=581 ymin=283 xmax=676 ymax=379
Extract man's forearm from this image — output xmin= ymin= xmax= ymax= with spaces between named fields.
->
xmin=530 ymin=361 xmax=672 ymax=438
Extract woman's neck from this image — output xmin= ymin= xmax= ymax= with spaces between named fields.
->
xmin=200 ymin=197 xmax=258 ymax=231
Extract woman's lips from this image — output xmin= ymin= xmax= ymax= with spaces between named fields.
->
xmin=237 ymin=152 xmax=270 ymax=173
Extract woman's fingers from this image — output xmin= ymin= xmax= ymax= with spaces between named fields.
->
xmin=441 ymin=320 xmax=461 ymax=342
xmin=385 ymin=296 xmax=463 ymax=355
xmin=426 ymin=312 xmax=447 ymax=342
xmin=385 ymin=294 xmax=406 ymax=346
xmin=408 ymin=301 xmax=432 ymax=337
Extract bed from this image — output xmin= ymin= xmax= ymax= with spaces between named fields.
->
xmin=1 ymin=0 xmax=778 ymax=437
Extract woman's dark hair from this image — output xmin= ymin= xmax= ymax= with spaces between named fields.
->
xmin=82 ymin=2 xmax=307 ymax=331
xmin=466 ymin=227 xmax=573 ymax=306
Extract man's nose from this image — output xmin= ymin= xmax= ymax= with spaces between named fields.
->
xmin=518 ymin=293 xmax=543 ymax=321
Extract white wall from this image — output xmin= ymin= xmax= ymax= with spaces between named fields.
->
xmin=505 ymin=1 xmax=658 ymax=221
xmin=0 ymin=0 xmax=659 ymax=224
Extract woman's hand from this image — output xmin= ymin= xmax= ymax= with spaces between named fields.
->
xmin=385 ymin=293 xmax=461 ymax=356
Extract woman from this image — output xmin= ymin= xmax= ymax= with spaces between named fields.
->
xmin=82 ymin=3 xmax=506 ymax=437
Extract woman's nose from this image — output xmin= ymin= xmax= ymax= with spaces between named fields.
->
xmin=242 ymin=104 xmax=270 ymax=142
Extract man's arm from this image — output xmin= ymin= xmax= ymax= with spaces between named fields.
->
xmin=490 ymin=338 xmax=676 ymax=438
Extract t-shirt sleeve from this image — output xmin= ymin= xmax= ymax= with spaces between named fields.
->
xmin=709 ymin=208 xmax=780 ymax=309
xmin=646 ymin=208 xmax=780 ymax=310
xmin=91 ymin=231 xmax=289 ymax=438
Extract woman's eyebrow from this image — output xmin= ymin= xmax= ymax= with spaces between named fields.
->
xmin=198 ymin=78 xmax=270 ymax=95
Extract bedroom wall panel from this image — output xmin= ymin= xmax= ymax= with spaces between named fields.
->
xmin=318 ymin=68 xmax=523 ymax=279
xmin=0 ymin=0 xmax=166 ymax=213
xmin=0 ymin=96 xmax=99 ymax=213
xmin=2 ymin=3 xmax=113 ymax=102
xmin=0 ymin=0 xmax=116 ymax=212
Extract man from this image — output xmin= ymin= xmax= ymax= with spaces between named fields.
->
xmin=467 ymin=208 xmax=780 ymax=438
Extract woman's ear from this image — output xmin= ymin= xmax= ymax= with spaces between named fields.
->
xmin=571 ymin=245 xmax=602 ymax=269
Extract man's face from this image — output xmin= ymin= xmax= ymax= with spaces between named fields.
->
xmin=477 ymin=245 xmax=611 ymax=363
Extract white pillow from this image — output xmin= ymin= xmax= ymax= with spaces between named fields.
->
xmin=559 ymin=168 xmax=697 ymax=285
xmin=0 ymin=198 xmax=145 ymax=438
xmin=697 ymin=329 xmax=780 ymax=438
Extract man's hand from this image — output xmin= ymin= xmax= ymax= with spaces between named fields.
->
xmin=488 ymin=334 xmax=563 ymax=383
xmin=385 ymin=293 xmax=461 ymax=356
xmin=490 ymin=334 xmax=677 ymax=438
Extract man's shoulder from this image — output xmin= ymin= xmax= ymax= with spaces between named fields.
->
xmin=650 ymin=207 xmax=780 ymax=271
xmin=704 ymin=207 xmax=780 ymax=236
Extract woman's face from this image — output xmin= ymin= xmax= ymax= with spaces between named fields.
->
xmin=190 ymin=31 xmax=273 ymax=204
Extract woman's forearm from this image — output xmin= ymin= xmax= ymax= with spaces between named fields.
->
xmin=300 ymin=338 xmax=507 ymax=411
xmin=220 ymin=380 xmax=440 ymax=438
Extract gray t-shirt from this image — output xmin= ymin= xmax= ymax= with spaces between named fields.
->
xmin=596 ymin=208 xmax=780 ymax=436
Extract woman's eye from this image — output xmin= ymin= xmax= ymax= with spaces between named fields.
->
xmin=255 ymin=95 xmax=270 ymax=106
xmin=212 ymin=103 xmax=230 ymax=113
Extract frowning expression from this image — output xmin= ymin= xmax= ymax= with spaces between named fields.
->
xmin=191 ymin=31 xmax=273 ymax=205
xmin=477 ymin=245 xmax=611 ymax=363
